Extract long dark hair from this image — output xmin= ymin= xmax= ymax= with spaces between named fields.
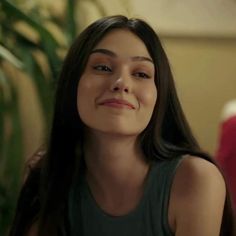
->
xmin=10 ymin=15 xmax=235 ymax=236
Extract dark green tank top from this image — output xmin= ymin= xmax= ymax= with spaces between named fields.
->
xmin=69 ymin=156 xmax=184 ymax=236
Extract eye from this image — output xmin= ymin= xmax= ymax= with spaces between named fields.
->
xmin=133 ymin=72 xmax=151 ymax=79
xmin=93 ymin=64 xmax=112 ymax=72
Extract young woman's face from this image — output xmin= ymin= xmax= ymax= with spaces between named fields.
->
xmin=77 ymin=29 xmax=157 ymax=136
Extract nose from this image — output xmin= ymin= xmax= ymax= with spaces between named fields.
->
xmin=110 ymin=70 xmax=131 ymax=93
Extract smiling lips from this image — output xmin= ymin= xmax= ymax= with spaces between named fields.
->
xmin=99 ymin=98 xmax=135 ymax=109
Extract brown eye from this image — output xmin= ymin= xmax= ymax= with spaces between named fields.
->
xmin=93 ymin=65 xmax=112 ymax=72
xmin=133 ymin=72 xmax=151 ymax=79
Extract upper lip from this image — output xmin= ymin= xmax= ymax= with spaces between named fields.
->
xmin=98 ymin=98 xmax=136 ymax=109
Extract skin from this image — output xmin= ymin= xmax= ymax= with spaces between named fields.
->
xmin=168 ymin=156 xmax=226 ymax=236
xmin=77 ymin=29 xmax=157 ymax=216
xmin=27 ymin=29 xmax=226 ymax=235
xmin=77 ymin=29 xmax=157 ymax=136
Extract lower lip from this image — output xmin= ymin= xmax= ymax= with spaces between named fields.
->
xmin=101 ymin=102 xmax=133 ymax=109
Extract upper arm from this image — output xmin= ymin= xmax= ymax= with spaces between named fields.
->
xmin=168 ymin=156 xmax=226 ymax=236
xmin=25 ymin=221 xmax=39 ymax=236
xmin=24 ymin=150 xmax=44 ymax=182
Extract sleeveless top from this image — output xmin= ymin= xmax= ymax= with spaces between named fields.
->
xmin=68 ymin=156 xmax=185 ymax=236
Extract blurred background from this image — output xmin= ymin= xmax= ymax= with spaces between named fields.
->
xmin=0 ymin=0 xmax=236 ymax=234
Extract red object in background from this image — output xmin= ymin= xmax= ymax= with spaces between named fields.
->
xmin=216 ymin=115 xmax=236 ymax=210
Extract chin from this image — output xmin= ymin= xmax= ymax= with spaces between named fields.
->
xmin=87 ymin=125 xmax=139 ymax=137
xmin=82 ymin=119 xmax=146 ymax=137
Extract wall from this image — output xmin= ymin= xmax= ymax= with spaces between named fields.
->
xmin=72 ymin=0 xmax=236 ymax=155
xmin=162 ymin=37 xmax=236 ymax=155
xmin=16 ymin=0 xmax=236 ymax=158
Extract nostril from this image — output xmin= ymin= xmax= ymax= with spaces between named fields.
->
xmin=111 ymin=84 xmax=129 ymax=93
xmin=113 ymin=87 xmax=119 ymax=91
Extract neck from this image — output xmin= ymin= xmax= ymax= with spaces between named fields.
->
xmin=82 ymin=129 xmax=150 ymax=216
xmin=83 ymin=129 xmax=149 ymax=190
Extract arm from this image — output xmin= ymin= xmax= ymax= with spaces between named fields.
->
xmin=168 ymin=156 xmax=226 ymax=236
xmin=10 ymin=153 xmax=42 ymax=236
xmin=25 ymin=222 xmax=38 ymax=236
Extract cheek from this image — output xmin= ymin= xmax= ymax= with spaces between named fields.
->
xmin=77 ymin=75 xmax=106 ymax=119
xmin=139 ymin=85 xmax=157 ymax=109
xmin=135 ymin=85 xmax=157 ymax=132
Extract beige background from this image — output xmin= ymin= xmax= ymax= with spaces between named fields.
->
xmin=17 ymin=0 xmax=236 ymax=158
xmin=162 ymin=37 xmax=236 ymax=155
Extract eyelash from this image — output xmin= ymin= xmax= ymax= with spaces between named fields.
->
xmin=133 ymin=72 xmax=151 ymax=79
xmin=92 ymin=64 xmax=151 ymax=79
xmin=93 ymin=65 xmax=112 ymax=72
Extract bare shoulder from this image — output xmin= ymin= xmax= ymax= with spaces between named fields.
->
xmin=175 ymin=155 xmax=225 ymax=189
xmin=26 ymin=149 xmax=45 ymax=169
xmin=25 ymin=221 xmax=39 ymax=236
xmin=24 ymin=150 xmax=45 ymax=182
xmin=168 ymin=155 xmax=226 ymax=236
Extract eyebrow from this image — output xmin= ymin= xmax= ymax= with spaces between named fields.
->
xmin=90 ymin=48 xmax=154 ymax=64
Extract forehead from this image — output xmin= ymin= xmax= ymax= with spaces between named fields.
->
xmin=93 ymin=29 xmax=151 ymax=58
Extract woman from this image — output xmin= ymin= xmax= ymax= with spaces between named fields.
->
xmin=10 ymin=15 xmax=235 ymax=236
